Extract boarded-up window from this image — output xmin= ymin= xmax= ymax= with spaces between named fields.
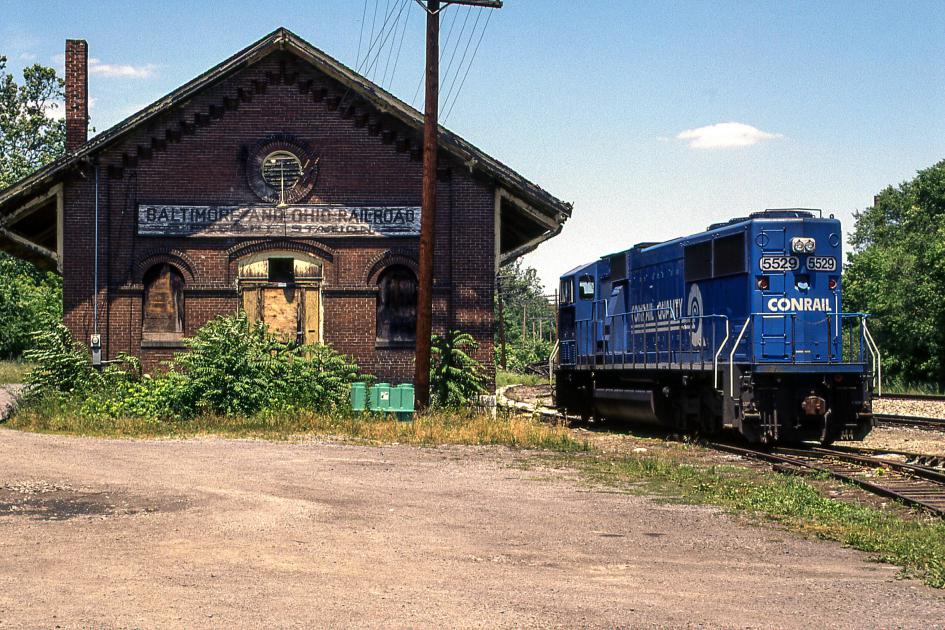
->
xmin=143 ymin=264 xmax=184 ymax=334
xmin=376 ymin=265 xmax=417 ymax=345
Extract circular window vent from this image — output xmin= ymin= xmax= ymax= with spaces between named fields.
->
xmin=262 ymin=151 xmax=303 ymax=190
xmin=247 ymin=137 xmax=319 ymax=204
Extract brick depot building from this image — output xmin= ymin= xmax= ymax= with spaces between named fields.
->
xmin=0 ymin=28 xmax=570 ymax=384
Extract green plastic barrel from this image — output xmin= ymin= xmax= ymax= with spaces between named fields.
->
xmin=369 ymin=383 xmax=391 ymax=412
xmin=395 ymin=383 xmax=415 ymax=421
xmin=350 ymin=382 xmax=367 ymax=412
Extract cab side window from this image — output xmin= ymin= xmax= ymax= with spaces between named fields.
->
xmin=578 ymin=274 xmax=595 ymax=300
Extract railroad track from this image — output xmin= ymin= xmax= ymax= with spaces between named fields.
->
xmin=497 ymin=386 xmax=945 ymax=515
xmin=828 ymin=443 xmax=945 ymax=470
xmin=712 ymin=443 xmax=945 ymax=516
xmin=879 ymin=392 xmax=945 ymax=402
xmin=874 ymin=413 xmax=945 ymax=430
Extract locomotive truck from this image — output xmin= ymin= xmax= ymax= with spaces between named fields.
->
xmin=554 ymin=209 xmax=880 ymax=444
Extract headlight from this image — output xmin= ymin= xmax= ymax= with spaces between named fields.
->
xmin=791 ymin=237 xmax=816 ymax=253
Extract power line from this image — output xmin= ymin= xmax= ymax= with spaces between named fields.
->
xmin=361 ymin=0 xmax=410 ymax=81
xmin=336 ymin=0 xmax=403 ymax=114
xmin=356 ymin=0 xmax=369 ymax=68
xmin=360 ymin=0 xmax=399 ymax=73
xmin=380 ymin=0 xmax=406 ymax=86
xmin=365 ymin=0 xmax=381 ymax=67
xmin=385 ymin=0 xmax=412 ymax=90
xmin=413 ymin=0 xmax=503 ymax=409
xmin=410 ymin=2 xmax=459 ymax=107
xmin=443 ymin=8 xmax=492 ymax=121
xmin=441 ymin=6 xmax=481 ymax=113
xmin=439 ymin=6 xmax=474 ymax=105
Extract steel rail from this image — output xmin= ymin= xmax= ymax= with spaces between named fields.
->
xmin=497 ymin=387 xmax=945 ymax=515
xmin=879 ymin=393 xmax=945 ymax=402
xmin=875 ymin=413 xmax=945 ymax=429
xmin=711 ymin=442 xmax=945 ymax=516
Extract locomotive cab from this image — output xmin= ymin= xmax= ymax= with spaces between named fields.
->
xmin=726 ymin=210 xmax=876 ymax=443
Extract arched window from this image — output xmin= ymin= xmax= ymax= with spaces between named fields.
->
xmin=376 ymin=265 xmax=417 ymax=345
xmin=142 ymin=263 xmax=185 ymax=337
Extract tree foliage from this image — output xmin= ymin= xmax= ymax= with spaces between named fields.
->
xmin=0 ymin=253 xmax=62 ymax=358
xmin=495 ymin=261 xmax=556 ymax=372
xmin=0 ymin=55 xmax=66 ymax=358
xmin=0 ymin=55 xmax=65 ymax=189
xmin=844 ymin=159 xmax=945 ymax=385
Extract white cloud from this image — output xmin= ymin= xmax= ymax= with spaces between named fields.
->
xmin=50 ymin=54 xmax=157 ymax=79
xmin=676 ymin=122 xmax=783 ymax=149
xmin=19 ymin=52 xmax=37 ymax=61
xmin=44 ymin=100 xmax=64 ymax=121
xmin=44 ymin=97 xmax=96 ymax=122
xmin=88 ymin=57 xmax=157 ymax=79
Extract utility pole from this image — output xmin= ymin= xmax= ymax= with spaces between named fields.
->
xmin=414 ymin=0 xmax=502 ymax=409
xmin=496 ymin=289 xmax=508 ymax=370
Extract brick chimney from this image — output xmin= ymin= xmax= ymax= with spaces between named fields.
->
xmin=65 ymin=39 xmax=88 ymax=152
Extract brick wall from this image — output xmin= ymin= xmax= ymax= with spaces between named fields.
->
xmin=61 ymin=53 xmax=496 ymax=388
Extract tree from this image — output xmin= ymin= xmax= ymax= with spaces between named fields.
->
xmin=495 ymin=260 xmax=556 ymax=372
xmin=0 ymin=55 xmax=66 ymax=358
xmin=843 ymin=159 xmax=945 ymax=386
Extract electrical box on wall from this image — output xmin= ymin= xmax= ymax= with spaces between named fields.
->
xmin=90 ymin=334 xmax=102 ymax=367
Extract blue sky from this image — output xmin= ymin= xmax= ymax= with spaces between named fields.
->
xmin=4 ymin=0 xmax=945 ymax=290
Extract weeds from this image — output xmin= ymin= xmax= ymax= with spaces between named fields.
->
xmin=570 ymin=450 xmax=945 ymax=588
xmin=0 ymin=360 xmax=33 ymax=384
xmin=496 ymin=370 xmax=547 ymax=388
xmin=6 ymin=405 xmax=587 ymax=451
xmin=883 ymin=376 xmax=945 ymax=396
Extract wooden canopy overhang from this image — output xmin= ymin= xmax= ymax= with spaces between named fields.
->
xmin=0 ymin=27 xmax=571 ymax=272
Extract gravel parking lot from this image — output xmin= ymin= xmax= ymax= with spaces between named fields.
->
xmin=1 ymin=428 xmax=943 ymax=628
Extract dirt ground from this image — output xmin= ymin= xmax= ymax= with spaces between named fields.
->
xmin=1 ymin=429 xmax=943 ymax=628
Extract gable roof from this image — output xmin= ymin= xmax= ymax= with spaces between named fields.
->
xmin=0 ymin=27 xmax=572 ymax=229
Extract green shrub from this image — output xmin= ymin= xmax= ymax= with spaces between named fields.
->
xmin=171 ymin=312 xmax=360 ymax=417
xmin=430 ymin=330 xmax=486 ymax=409
xmin=501 ymin=336 xmax=554 ymax=373
xmin=23 ymin=324 xmax=96 ymax=397
xmin=19 ymin=312 xmax=362 ymax=421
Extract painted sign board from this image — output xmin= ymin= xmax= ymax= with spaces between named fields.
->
xmin=137 ymin=204 xmax=421 ymax=238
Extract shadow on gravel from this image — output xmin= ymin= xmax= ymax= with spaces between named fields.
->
xmin=0 ymin=481 xmax=185 ymax=521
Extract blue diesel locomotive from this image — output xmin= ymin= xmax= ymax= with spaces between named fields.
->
xmin=555 ymin=209 xmax=880 ymax=444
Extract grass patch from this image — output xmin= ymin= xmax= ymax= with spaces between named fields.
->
xmin=7 ymin=388 xmax=945 ymax=588
xmin=883 ymin=376 xmax=945 ymax=396
xmin=0 ymin=361 xmax=33 ymax=384
xmin=566 ymin=448 xmax=945 ymax=588
xmin=496 ymin=370 xmax=547 ymax=388
xmin=4 ymin=405 xmax=588 ymax=452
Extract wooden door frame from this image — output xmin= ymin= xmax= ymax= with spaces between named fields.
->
xmin=239 ymin=279 xmax=322 ymax=344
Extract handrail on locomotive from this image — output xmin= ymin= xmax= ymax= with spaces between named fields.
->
xmin=565 ymin=308 xmax=881 ymax=396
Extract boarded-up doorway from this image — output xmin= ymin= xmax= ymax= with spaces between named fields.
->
xmin=238 ymin=252 xmax=322 ymax=344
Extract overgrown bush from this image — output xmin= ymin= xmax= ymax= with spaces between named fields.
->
xmin=502 ymin=336 xmax=554 ymax=374
xmin=430 ymin=330 xmax=486 ymax=409
xmin=173 ymin=312 xmax=360 ymax=416
xmin=19 ymin=312 xmax=362 ymax=421
xmin=23 ymin=323 xmax=96 ymax=396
